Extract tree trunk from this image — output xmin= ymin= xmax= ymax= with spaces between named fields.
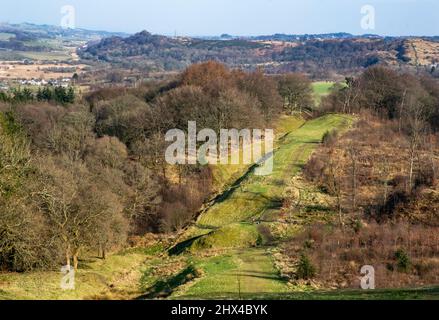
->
xmin=65 ymin=243 xmax=71 ymax=269
xmin=349 ymin=148 xmax=357 ymax=213
xmin=73 ymin=249 xmax=79 ymax=271
xmin=409 ymin=149 xmax=415 ymax=192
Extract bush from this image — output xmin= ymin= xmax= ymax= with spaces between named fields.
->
xmin=322 ymin=129 xmax=338 ymax=146
xmin=395 ymin=249 xmax=411 ymax=273
xmin=415 ymin=164 xmax=436 ymax=189
xmin=257 ymin=224 xmax=275 ymax=245
xmin=296 ymin=253 xmax=316 ymax=280
xmin=303 ymin=156 xmax=325 ymax=182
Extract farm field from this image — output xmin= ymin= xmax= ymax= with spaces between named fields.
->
xmin=0 ymin=60 xmax=86 ymax=81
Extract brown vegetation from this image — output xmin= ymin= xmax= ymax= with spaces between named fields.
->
xmin=281 ymin=66 xmax=439 ymax=289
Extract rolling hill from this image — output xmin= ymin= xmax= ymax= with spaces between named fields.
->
xmin=79 ymin=30 xmax=439 ymax=77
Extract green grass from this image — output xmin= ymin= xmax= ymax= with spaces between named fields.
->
xmin=0 ymin=248 xmax=156 ymax=300
xmin=312 ymin=81 xmax=334 ymax=104
xmin=191 ymin=114 xmax=353 ymax=232
xmin=19 ymin=51 xmax=72 ymax=61
xmin=210 ymin=116 xmax=305 ymax=191
xmin=140 ymin=265 xmax=201 ymax=299
xmin=190 ymin=223 xmax=260 ymax=252
xmin=175 ymin=248 xmax=289 ymax=299
xmin=0 ymin=50 xmax=71 ymax=62
xmin=0 ymin=51 xmax=27 ymax=61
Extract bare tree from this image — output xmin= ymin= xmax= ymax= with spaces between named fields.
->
xmin=347 ymin=144 xmax=358 ymax=213
xmin=278 ymin=73 xmax=315 ymax=115
xmin=405 ymin=95 xmax=427 ymax=192
xmin=326 ymin=149 xmax=344 ymax=228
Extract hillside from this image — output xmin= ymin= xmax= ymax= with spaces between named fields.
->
xmin=79 ymin=30 xmax=439 ymax=77
xmin=0 ymin=22 xmax=126 ymax=62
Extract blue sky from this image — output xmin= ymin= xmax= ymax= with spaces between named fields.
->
xmin=0 ymin=0 xmax=438 ymax=36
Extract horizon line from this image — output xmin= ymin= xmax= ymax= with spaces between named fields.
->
xmin=2 ymin=21 xmax=439 ymax=39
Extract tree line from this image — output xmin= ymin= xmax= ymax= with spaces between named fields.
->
xmin=0 ymin=86 xmax=76 ymax=105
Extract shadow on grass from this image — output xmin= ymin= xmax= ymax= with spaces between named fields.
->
xmin=137 ymin=265 xmax=201 ymax=300
xmin=168 ymin=235 xmax=206 ymax=256
xmin=213 ymin=163 xmax=258 ymax=204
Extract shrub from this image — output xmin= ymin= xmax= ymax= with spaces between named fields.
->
xmin=257 ymin=224 xmax=275 ymax=245
xmin=395 ymin=249 xmax=411 ymax=273
xmin=322 ymin=129 xmax=338 ymax=146
xmin=296 ymin=253 xmax=316 ymax=280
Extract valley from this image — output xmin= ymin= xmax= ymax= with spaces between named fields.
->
xmin=0 ymin=19 xmax=438 ymax=303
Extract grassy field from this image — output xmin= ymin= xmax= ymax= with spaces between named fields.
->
xmin=0 ymin=50 xmax=71 ymax=62
xmin=174 ymin=248 xmax=289 ymax=299
xmin=312 ymin=81 xmax=334 ymax=104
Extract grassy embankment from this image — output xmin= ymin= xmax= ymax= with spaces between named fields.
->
xmin=168 ymin=114 xmax=354 ymax=299
xmin=0 ymin=245 xmax=165 ymax=300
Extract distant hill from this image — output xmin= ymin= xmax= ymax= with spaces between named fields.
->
xmin=0 ymin=22 xmax=128 ymax=56
xmin=79 ymin=30 xmax=439 ymax=77
xmin=249 ymin=32 xmax=379 ymax=41
xmin=0 ymin=22 xmax=128 ymax=41
xmin=79 ymin=30 xmax=268 ymax=71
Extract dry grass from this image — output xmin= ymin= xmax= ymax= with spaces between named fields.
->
xmin=283 ymin=221 xmax=439 ymax=289
xmin=0 ymin=61 xmax=86 ymax=81
xmin=403 ymin=39 xmax=439 ymax=66
xmin=304 ymin=114 xmax=439 ymax=222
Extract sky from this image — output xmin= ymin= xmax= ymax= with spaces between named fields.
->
xmin=0 ymin=0 xmax=438 ymax=36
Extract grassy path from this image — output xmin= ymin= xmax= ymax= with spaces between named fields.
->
xmin=176 ymin=114 xmax=353 ymax=252
xmin=171 ymin=114 xmax=354 ymax=298
xmin=175 ymin=248 xmax=288 ymax=299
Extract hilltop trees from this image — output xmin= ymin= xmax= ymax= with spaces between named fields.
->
xmin=237 ymin=69 xmax=283 ymax=122
xmin=278 ymin=73 xmax=315 ymax=115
